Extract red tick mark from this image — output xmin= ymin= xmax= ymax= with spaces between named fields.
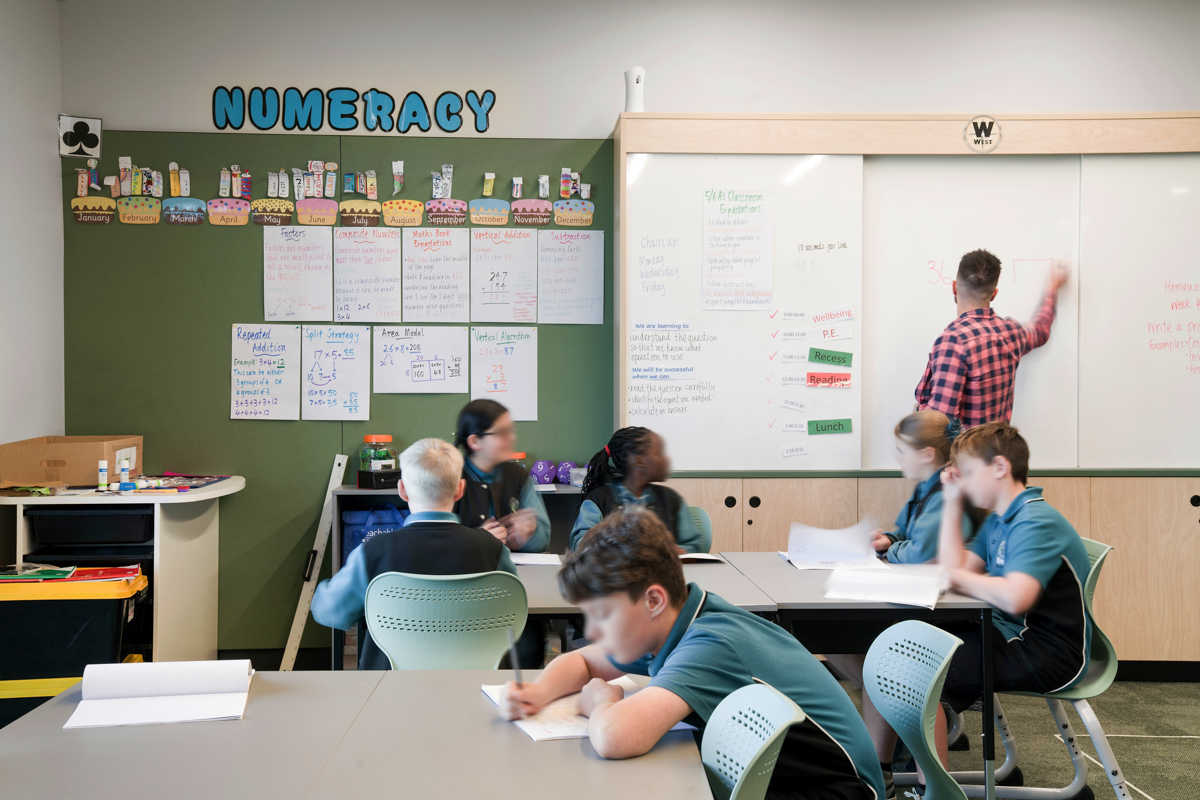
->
xmin=769 ymin=310 xmax=780 ymax=318
xmin=770 ymin=330 xmax=780 ymax=338
xmin=767 ymin=419 xmax=777 ymax=428
xmin=767 ymin=398 xmax=774 ymax=405
xmin=765 ymin=372 xmax=774 ymax=381
xmin=768 ymin=351 xmax=779 ymax=360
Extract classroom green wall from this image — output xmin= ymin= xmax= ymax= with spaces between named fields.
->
xmin=61 ymin=131 xmax=614 ymax=650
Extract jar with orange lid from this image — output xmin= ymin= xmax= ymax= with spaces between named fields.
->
xmin=359 ymin=435 xmax=398 ymax=471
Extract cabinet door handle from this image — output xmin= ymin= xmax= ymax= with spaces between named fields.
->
xmin=1190 ymin=495 xmax=1200 ymax=508
xmin=749 ymin=496 xmax=761 ymax=508
xmin=724 ymin=496 xmax=737 ymax=508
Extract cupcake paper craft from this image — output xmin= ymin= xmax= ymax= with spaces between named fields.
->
xmin=117 ymin=196 xmax=161 ymax=224
xmin=425 ymin=198 xmax=467 ymax=226
xmin=71 ymin=196 xmax=116 ymax=224
xmin=162 ymin=197 xmax=206 ymax=225
xmin=339 ymin=199 xmax=381 ymax=227
xmin=381 ymin=198 xmax=424 ymax=227
xmin=553 ymin=199 xmax=594 ymax=227
xmin=207 ymin=198 xmax=250 ymax=226
xmin=512 ymin=199 xmax=552 ymax=226
xmin=296 ymin=198 xmax=337 ymax=225
xmin=468 ymin=198 xmax=510 ymax=225
xmin=251 ymin=198 xmax=294 ymax=225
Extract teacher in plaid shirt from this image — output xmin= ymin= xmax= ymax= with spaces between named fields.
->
xmin=916 ymin=249 xmax=1070 ymax=428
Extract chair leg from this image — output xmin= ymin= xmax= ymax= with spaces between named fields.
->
xmin=1073 ymin=699 xmax=1131 ymax=800
xmin=945 ymin=696 xmax=1019 ymax=785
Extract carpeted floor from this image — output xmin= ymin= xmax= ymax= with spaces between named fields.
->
xmin=842 ymin=681 xmax=1200 ymax=800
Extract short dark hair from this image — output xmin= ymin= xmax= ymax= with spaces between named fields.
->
xmin=956 ymin=249 xmax=1002 ymax=299
xmin=453 ymin=399 xmax=509 ymax=452
xmin=951 ymin=421 xmax=1030 ymax=484
xmin=558 ymin=506 xmax=686 ymax=608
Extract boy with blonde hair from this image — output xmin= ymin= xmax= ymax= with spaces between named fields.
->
xmin=312 ymin=438 xmax=517 ymax=669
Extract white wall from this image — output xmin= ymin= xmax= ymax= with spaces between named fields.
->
xmin=1 ymin=0 xmax=63 ymax=442
xmin=59 ymin=0 xmax=1200 ymax=139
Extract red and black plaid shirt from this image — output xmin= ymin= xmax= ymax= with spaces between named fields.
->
xmin=915 ymin=292 xmax=1057 ymax=427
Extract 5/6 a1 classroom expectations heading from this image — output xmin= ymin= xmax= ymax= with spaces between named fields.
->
xmin=212 ymin=87 xmax=496 ymax=134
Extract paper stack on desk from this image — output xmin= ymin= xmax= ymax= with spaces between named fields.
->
xmin=779 ymin=518 xmax=885 ymax=570
xmin=64 ymin=659 xmax=254 ymax=729
xmin=824 ymin=564 xmax=950 ymax=610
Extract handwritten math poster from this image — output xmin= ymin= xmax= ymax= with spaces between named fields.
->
xmin=537 ymin=230 xmax=604 ymax=324
xmin=470 ymin=327 xmax=538 ymax=421
xmin=264 ymin=226 xmax=333 ymax=321
xmin=701 ymin=189 xmax=773 ymax=310
xmin=373 ymin=325 xmax=469 ymax=394
xmin=301 ymin=325 xmax=370 ymax=420
xmin=334 ymin=228 xmax=403 ymax=323
xmin=402 ymin=227 xmax=470 ymax=323
xmin=471 ymin=229 xmax=537 ymax=323
xmin=230 ymin=324 xmax=300 ymax=420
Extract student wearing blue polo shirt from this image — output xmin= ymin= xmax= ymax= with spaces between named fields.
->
xmin=500 ymin=507 xmax=884 ymax=800
xmin=453 ymin=399 xmax=550 ymax=553
xmin=569 ymin=427 xmax=703 ymax=553
xmin=312 ymin=438 xmax=517 ymax=670
xmin=872 ymin=421 xmax=1092 ymax=781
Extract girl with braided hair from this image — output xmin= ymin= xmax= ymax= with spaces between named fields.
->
xmin=569 ymin=427 xmax=703 ymax=553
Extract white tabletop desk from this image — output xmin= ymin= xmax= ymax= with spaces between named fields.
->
xmin=517 ymin=560 xmax=777 ymax=615
xmin=0 ymin=670 xmax=383 ymax=800
xmin=0 ymin=477 xmax=245 ymax=661
xmin=306 ymin=670 xmax=711 ymax=800
xmin=723 ymin=551 xmax=998 ymax=800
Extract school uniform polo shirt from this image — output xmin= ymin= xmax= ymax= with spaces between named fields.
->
xmin=613 ymin=584 xmax=884 ymax=800
xmin=969 ymin=486 xmax=1092 ymax=691
xmin=885 ymin=472 xmax=975 ymax=564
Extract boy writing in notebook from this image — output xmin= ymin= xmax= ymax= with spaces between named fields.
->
xmin=311 ymin=438 xmax=517 ymax=669
xmin=915 ymin=250 xmax=1069 ymax=427
xmin=869 ymin=421 xmax=1092 ymax=781
xmin=500 ymin=507 xmax=885 ymax=800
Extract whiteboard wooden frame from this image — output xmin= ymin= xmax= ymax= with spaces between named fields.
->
xmin=612 ymin=112 xmax=1200 ymax=429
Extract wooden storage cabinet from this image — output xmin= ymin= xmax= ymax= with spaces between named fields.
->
xmin=664 ymin=478 xmax=743 ymax=552
xmin=741 ymin=479 xmax=858 ymax=552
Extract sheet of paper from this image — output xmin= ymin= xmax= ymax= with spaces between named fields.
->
xmin=231 ymin=324 xmax=300 ymax=420
xmin=302 ymin=325 xmax=370 ymax=420
xmin=471 ymin=229 xmax=538 ymax=323
xmin=537 ymin=230 xmax=604 ymax=324
xmin=510 ymin=552 xmax=562 ymax=566
xmin=373 ymin=325 xmax=468 ymax=394
xmin=403 ymin=227 xmax=469 ymax=322
xmin=679 ymin=553 xmax=726 ymax=563
xmin=701 ymin=189 xmax=773 ymax=310
xmin=471 ymin=327 xmax=538 ymax=421
xmin=824 ymin=564 xmax=949 ymax=610
xmin=64 ymin=660 xmax=253 ymax=729
xmin=334 ymin=227 xmax=403 ymax=323
xmin=481 ymin=676 xmax=694 ymax=741
xmin=785 ymin=518 xmax=885 ymax=570
xmin=264 ymin=226 xmax=333 ymax=321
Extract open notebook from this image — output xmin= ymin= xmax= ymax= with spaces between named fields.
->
xmin=482 ymin=676 xmax=696 ymax=741
xmin=63 ymin=660 xmax=254 ymax=729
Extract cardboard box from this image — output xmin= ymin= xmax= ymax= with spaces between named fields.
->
xmin=0 ymin=436 xmax=143 ymax=486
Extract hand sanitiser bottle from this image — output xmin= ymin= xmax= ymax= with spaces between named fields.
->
xmin=120 ymin=459 xmax=130 ymax=484
xmin=98 ymin=460 xmax=108 ymax=491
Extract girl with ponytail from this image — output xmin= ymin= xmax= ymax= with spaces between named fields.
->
xmin=570 ymin=427 xmax=703 ymax=553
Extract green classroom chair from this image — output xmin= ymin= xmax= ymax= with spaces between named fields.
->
xmin=864 ymin=620 xmax=968 ymax=800
xmin=690 ymin=505 xmax=714 ymax=553
xmin=701 ymin=683 xmax=807 ymax=800
xmin=948 ymin=538 xmax=1130 ymax=800
xmin=364 ymin=571 xmax=528 ymax=670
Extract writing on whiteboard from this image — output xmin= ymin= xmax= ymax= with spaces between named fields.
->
xmin=701 ymin=188 xmax=773 ymax=310
xmin=1150 ymin=277 xmax=1200 ymax=376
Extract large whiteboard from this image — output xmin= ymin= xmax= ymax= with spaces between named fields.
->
xmin=1079 ymin=155 xmax=1200 ymax=467
xmin=624 ymin=154 xmax=863 ymax=470
xmin=862 ymin=156 xmax=1081 ymax=469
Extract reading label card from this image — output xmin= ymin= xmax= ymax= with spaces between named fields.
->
xmin=264 ymin=226 xmax=333 ymax=321
xmin=403 ymin=228 xmax=470 ymax=322
xmin=231 ymin=324 xmax=300 ymax=420
xmin=471 ymin=229 xmax=537 ymax=323
xmin=537 ymin=230 xmax=604 ymax=324
xmin=302 ymin=325 xmax=370 ymax=420
xmin=374 ymin=325 xmax=468 ymax=394
xmin=471 ymin=327 xmax=538 ymax=421
xmin=334 ymin=228 xmax=403 ymax=323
